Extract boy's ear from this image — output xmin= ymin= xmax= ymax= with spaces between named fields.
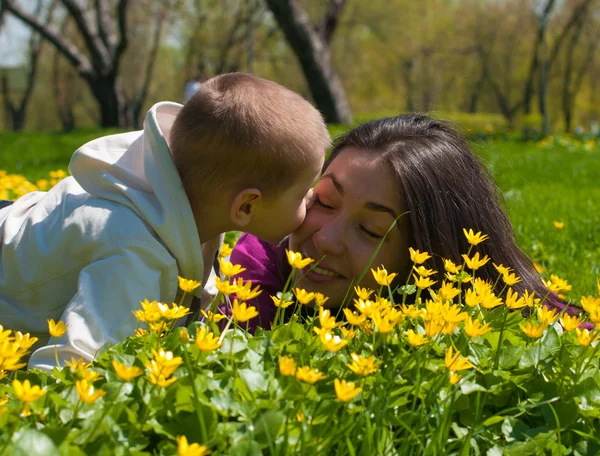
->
xmin=230 ymin=188 xmax=262 ymax=227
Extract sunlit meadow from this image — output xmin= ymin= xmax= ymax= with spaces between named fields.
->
xmin=1 ymin=131 xmax=599 ymax=454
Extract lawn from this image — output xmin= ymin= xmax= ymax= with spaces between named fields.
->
xmin=1 ymin=129 xmax=599 ymax=297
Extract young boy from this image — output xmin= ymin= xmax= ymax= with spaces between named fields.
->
xmin=0 ymin=73 xmax=329 ymax=371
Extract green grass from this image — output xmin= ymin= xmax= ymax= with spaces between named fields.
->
xmin=2 ymin=130 xmax=598 ymax=297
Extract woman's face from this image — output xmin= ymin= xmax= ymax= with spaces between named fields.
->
xmin=289 ymin=147 xmax=412 ymax=308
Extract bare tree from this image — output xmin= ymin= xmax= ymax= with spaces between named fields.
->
xmin=2 ymin=0 xmax=131 ymax=128
xmin=538 ymin=0 xmax=596 ymax=134
xmin=1 ymin=0 xmax=56 ymax=131
xmin=129 ymin=1 xmax=174 ymax=127
xmin=561 ymin=18 xmax=599 ymax=132
xmin=264 ymin=0 xmax=352 ymax=124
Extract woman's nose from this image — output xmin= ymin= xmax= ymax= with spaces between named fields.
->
xmin=312 ymin=218 xmax=345 ymax=257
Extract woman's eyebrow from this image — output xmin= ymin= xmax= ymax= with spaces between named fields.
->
xmin=364 ymin=202 xmax=398 ymax=220
xmin=321 ymin=173 xmax=344 ymax=195
xmin=322 ymin=172 xmax=399 ymax=220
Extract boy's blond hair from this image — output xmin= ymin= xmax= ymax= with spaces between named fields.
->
xmin=170 ymin=73 xmax=330 ymax=200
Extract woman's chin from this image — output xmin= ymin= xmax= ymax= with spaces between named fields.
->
xmin=294 ymin=272 xmax=347 ymax=307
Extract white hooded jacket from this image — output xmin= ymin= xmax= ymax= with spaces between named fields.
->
xmin=0 ymin=102 xmax=209 ymax=371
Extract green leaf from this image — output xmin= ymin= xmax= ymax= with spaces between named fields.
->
xmin=237 ymin=368 xmax=269 ymax=394
xmin=482 ymin=415 xmax=505 ymax=427
xmin=13 ymin=429 xmax=60 ymax=456
xmin=253 ymin=410 xmax=286 ymax=445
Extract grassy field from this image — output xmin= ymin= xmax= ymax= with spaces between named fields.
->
xmin=1 ymin=129 xmax=599 ymax=297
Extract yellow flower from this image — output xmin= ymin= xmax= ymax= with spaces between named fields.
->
xmin=414 ymin=265 xmax=437 ymax=277
xmin=462 ymin=252 xmax=490 ymax=270
xmin=319 ymin=307 xmax=338 ymax=330
xmin=218 ymin=258 xmax=246 ymax=277
xmin=464 ymin=317 xmax=491 ymax=338
xmin=534 ymin=263 xmax=544 ymax=274
xmin=502 ymin=272 xmax=522 ymax=286
xmin=581 ymin=296 xmax=600 ymax=314
xmin=13 ymin=379 xmax=46 ymax=403
xmin=112 ymin=359 xmax=144 ymax=382
xmin=575 ymin=328 xmax=599 ymax=346
xmin=178 ymin=276 xmax=202 ymax=293
xmin=434 ymin=281 xmax=460 ymax=303
xmin=505 ymin=288 xmax=526 ymax=310
xmin=538 ymin=307 xmax=558 ymax=325
xmin=464 ymin=289 xmax=482 ymax=308
xmin=444 ymin=347 xmax=474 ymax=372
xmin=149 ymin=373 xmax=177 ymax=388
xmin=278 ymin=356 xmax=297 ymax=376
xmin=296 ymin=410 xmax=304 ymax=422
xmin=493 ymin=263 xmax=511 ymax=276
xmin=295 ymin=366 xmax=327 ymax=384
xmin=158 ymin=302 xmax=191 ymax=320
xmin=147 ymin=349 xmax=183 ymax=379
xmin=409 ymin=247 xmax=431 ymax=264
xmin=553 ymin=221 xmax=565 ymax=229
xmin=443 ymin=259 xmax=461 ymax=274
xmin=343 ymin=308 xmax=367 ymax=326
xmin=424 ymin=314 xmax=444 ymax=338
xmin=463 ymin=228 xmax=489 ymax=245
xmin=340 ymin=327 xmax=357 ymax=339
xmin=354 ymin=298 xmax=378 ymax=316
xmin=232 ymin=299 xmax=259 ymax=323
xmin=285 ymin=250 xmax=314 ymax=269
xmin=195 ymin=327 xmax=222 ymax=351
xmin=75 ymin=380 xmax=106 ymax=404
xmin=319 ymin=331 xmax=348 ymax=351
xmin=520 ymin=321 xmax=548 ymax=338
xmin=334 ymin=378 xmax=362 ymax=402
xmin=47 ymin=319 xmax=69 ymax=338
xmin=523 ymin=290 xmax=540 ymax=307
xmin=370 ymin=310 xmax=400 ymax=334
xmin=371 ymin=266 xmax=398 ymax=286
xmin=294 ymin=288 xmax=315 ymax=305
xmin=214 ymin=277 xmax=238 ymax=295
xmin=200 ymin=310 xmax=227 ymax=323
xmin=80 ymin=369 xmax=102 ymax=382
xmin=177 ymin=435 xmax=211 ymax=456
xmin=401 ymin=304 xmax=425 ymax=319
xmin=149 ymin=321 xmax=169 ymax=335
xmin=544 ymin=275 xmax=572 ymax=294
xmin=560 ymin=314 xmax=583 ymax=332
xmin=179 ymin=328 xmax=190 ymax=344
xmin=347 ymin=353 xmax=380 ymax=376
xmin=219 ymin=243 xmax=233 ymax=258
xmin=413 ymin=274 xmax=437 ymax=290
xmin=407 ymin=329 xmax=428 ymax=346
xmin=480 ymin=292 xmax=503 ymax=310
xmin=134 ymin=299 xmax=162 ymax=323
xmin=449 ymin=372 xmax=462 ymax=385
xmin=270 ymin=295 xmax=294 ymax=309
xmin=314 ymin=292 xmax=329 ymax=307
xmin=354 ymin=286 xmax=374 ymax=300
xmin=233 ymin=278 xmax=262 ymax=300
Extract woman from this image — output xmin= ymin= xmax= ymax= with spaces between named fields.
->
xmin=230 ymin=114 xmax=570 ymax=330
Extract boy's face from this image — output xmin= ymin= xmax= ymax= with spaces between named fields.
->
xmin=251 ymin=159 xmax=323 ymax=244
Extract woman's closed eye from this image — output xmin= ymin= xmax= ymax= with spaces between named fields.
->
xmin=360 ymin=225 xmax=383 ymax=240
xmin=314 ymin=196 xmax=335 ymax=210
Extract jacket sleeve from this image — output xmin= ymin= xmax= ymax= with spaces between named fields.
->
xmin=28 ymin=240 xmax=177 ymax=372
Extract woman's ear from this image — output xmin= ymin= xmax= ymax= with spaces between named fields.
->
xmin=229 ymin=188 xmax=262 ymax=228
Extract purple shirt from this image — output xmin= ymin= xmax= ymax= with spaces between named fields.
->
xmin=228 ymin=233 xmax=290 ymax=332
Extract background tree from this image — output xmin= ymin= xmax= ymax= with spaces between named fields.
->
xmin=264 ymin=0 xmax=352 ymax=124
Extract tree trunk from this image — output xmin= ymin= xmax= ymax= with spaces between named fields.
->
xmin=265 ymin=0 xmax=352 ymax=124
xmin=2 ymin=0 xmax=132 ymax=129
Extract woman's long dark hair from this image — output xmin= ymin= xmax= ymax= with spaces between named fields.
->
xmin=327 ymin=114 xmax=569 ymax=312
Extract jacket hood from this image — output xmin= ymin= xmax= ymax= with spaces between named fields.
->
xmin=68 ymin=102 xmax=204 ymax=292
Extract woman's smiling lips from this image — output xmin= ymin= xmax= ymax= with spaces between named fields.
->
xmin=302 ymin=262 xmax=345 ymax=283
